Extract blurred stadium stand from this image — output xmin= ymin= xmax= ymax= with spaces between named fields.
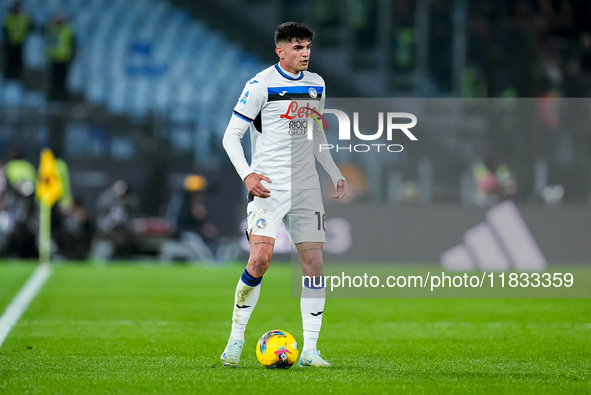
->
xmin=0 ymin=0 xmax=590 ymax=225
xmin=1 ymin=0 xmax=264 ymax=157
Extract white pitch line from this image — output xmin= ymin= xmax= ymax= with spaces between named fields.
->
xmin=0 ymin=265 xmax=51 ymax=347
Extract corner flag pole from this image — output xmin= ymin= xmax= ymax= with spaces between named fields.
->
xmin=39 ymin=202 xmax=51 ymax=266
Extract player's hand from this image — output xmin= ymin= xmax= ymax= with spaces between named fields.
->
xmin=245 ymin=173 xmax=272 ymax=198
xmin=331 ymin=179 xmax=348 ymax=199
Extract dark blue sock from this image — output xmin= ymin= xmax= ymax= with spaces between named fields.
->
xmin=303 ymin=276 xmax=325 ymax=289
xmin=240 ymin=268 xmax=262 ymax=287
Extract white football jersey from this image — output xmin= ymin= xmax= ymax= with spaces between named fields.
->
xmin=232 ymin=63 xmax=326 ymax=190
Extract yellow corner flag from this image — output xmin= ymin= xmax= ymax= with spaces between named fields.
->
xmin=36 ymin=148 xmax=63 ymax=207
xmin=37 ymin=148 xmax=63 ymax=265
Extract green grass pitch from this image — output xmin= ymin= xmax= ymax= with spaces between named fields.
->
xmin=0 ymin=262 xmax=589 ymax=394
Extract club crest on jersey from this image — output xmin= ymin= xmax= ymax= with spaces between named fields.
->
xmin=308 ymin=87 xmax=318 ymax=98
xmin=256 ymin=218 xmax=268 ymax=229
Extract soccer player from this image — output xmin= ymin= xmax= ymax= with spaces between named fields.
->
xmin=220 ymin=22 xmax=347 ymax=367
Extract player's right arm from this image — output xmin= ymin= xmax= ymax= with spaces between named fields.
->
xmin=222 ymin=77 xmax=272 ymax=198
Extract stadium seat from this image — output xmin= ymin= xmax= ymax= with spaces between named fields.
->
xmin=24 ymin=32 xmax=45 ymax=70
xmin=23 ymin=91 xmax=46 ymax=108
xmin=3 ymin=82 xmax=24 ymax=105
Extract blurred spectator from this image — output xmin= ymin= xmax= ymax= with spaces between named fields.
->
xmin=168 ymin=174 xmax=219 ymax=257
xmin=177 ymin=175 xmax=217 ymax=238
xmin=391 ymin=0 xmax=415 ymax=72
xmin=316 ymin=0 xmax=340 ymax=28
xmin=1 ymin=1 xmax=31 ymax=81
xmin=578 ymin=31 xmax=591 ymax=73
xmin=464 ymin=0 xmax=591 ymax=97
xmin=0 ymin=146 xmax=37 ymax=258
xmin=45 ymin=14 xmax=76 ymax=102
xmin=462 ymin=65 xmax=488 ymax=98
xmin=49 ymin=153 xmax=91 ymax=260
xmin=93 ymin=179 xmax=141 ymax=259
xmin=562 ymin=57 xmax=586 ymax=96
xmin=473 ymin=144 xmax=518 ymax=207
xmin=3 ymin=146 xmax=35 ymax=191
xmin=346 ymin=0 xmax=377 ymax=49
xmin=429 ymin=0 xmax=453 ymax=93
xmin=53 ymin=196 xmax=92 ymax=260
xmin=161 ymin=174 xmax=243 ymax=263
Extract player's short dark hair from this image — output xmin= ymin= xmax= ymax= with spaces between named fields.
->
xmin=274 ymin=22 xmax=314 ymax=45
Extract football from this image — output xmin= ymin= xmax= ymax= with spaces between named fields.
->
xmin=255 ymin=330 xmax=299 ymax=369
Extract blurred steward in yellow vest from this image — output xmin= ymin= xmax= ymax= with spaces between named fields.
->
xmin=472 ymin=145 xmax=518 ymax=207
xmin=45 ymin=14 xmax=75 ymax=101
xmin=2 ymin=2 xmax=31 ymax=80
xmin=4 ymin=146 xmax=36 ymax=193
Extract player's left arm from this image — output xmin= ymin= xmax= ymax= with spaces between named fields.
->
xmin=313 ymin=86 xmax=347 ymax=199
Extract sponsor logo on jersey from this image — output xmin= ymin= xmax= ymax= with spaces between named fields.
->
xmin=280 ymin=101 xmax=327 ymax=137
xmin=288 ymin=120 xmax=309 ymax=136
xmin=280 ymin=101 xmax=318 ymax=120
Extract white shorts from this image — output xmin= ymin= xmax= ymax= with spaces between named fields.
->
xmin=246 ymin=189 xmax=325 ymax=244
